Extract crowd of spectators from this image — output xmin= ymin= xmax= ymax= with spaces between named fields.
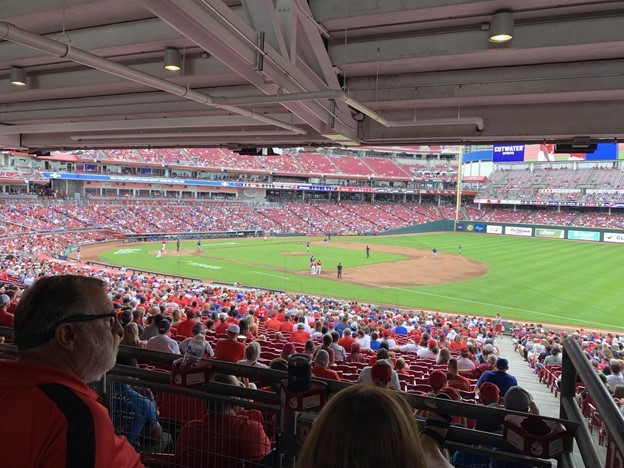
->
xmin=3 ymin=197 xmax=624 ymax=260
xmin=478 ymin=167 xmax=624 ymax=205
xmin=1 ymin=242 xmax=622 ymax=465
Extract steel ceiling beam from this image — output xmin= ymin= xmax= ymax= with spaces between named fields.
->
xmin=0 ymin=21 xmax=306 ymax=135
xmin=141 ymin=0 xmax=358 ymax=140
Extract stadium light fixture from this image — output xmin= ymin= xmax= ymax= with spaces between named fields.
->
xmin=489 ymin=11 xmax=514 ymax=43
xmin=163 ymin=48 xmax=181 ymax=71
xmin=9 ymin=66 xmax=27 ymax=86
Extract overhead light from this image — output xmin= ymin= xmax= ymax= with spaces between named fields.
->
xmin=163 ymin=48 xmax=181 ymax=71
xmin=489 ymin=11 xmax=514 ymax=43
xmin=9 ymin=66 xmax=27 ymax=86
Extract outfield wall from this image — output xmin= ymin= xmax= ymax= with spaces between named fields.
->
xmin=383 ymin=219 xmax=455 ymax=235
xmin=456 ymin=220 xmax=624 ymax=244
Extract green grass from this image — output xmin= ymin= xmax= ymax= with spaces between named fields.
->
xmin=99 ymin=234 xmax=624 ymax=329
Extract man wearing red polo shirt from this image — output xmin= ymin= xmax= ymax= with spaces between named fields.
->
xmin=264 ymin=312 xmax=281 ymax=331
xmin=214 ymin=324 xmax=246 ymax=362
xmin=0 ymin=275 xmax=142 ymax=468
xmin=176 ymin=310 xmax=199 ymax=338
xmin=290 ymin=323 xmax=310 ymax=344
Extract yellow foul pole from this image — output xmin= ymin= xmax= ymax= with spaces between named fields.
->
xmin=454 ymin=145 xmax=464 ymax=231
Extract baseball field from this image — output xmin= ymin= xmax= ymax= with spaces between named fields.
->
xmin=88 ymin=233 xmax=624 ymax=330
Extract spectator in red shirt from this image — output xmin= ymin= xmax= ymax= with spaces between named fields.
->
xmin=264 ymin=312 xmax=281 ymax=331
xmin=447 ymin=358 xmax=473 ymax=391
xmin=338 ymin=328 xmax=356 ymax=350
xmin=290 ymin=323 xmax=310 ymax=344
xmin=2 ymin=275 xmax=141 ymax=467
xmin=311 ymin=350 xmax=341 ymax=381
xmin=176 ymin=310 xmax=199 ymax=338
xmin=0 ymin=294 xmax=14 ymax=327
xmin=214 ymin=324 xmax=246 ymax=363
xmin=278 ymin=315 xmax=294 ymax=333
xmin=175 ymin=374 xmax=273 ymax=467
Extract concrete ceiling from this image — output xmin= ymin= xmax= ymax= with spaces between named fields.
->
xmin=1 ymin=0 xmax=623 ymax=151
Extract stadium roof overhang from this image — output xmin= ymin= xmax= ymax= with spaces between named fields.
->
xmin=1 ymin=0 xmax=624 ymax=152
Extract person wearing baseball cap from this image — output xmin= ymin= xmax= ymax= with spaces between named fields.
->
xmin=478 ymin=382 xmax=501 ymax=406
xmin=504 ymin=386 xmax=539 ymax=414
xmin=357 ymin=358 xmax=401 ymax=391
xmin=145 ymin=318 xmax=181 ymax=355
xmin=370 ymin=361 xmax=393 ymax=388
xmin=214 ymin=323 xmax=246 ymax=362
xmin=416 ymin=338 xmax=439 ymax=360
xmin=476 ymin=357 xmax=518 ymax=397
xmin=428 ymin=370 xmax=448 ymax=393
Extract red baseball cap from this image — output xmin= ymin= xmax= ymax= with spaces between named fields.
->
xmin=437 ymin=386 xmax=460 ymax=401
xmin=371 ymin=361 xmax=392 ymax=385
xmin=479 ymin=382 xmax=500 ymax=405
xmin=428 ymin=370 xmax=447 ymax=392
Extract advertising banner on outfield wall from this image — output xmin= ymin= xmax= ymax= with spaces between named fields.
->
xmin=603 ymin=232 xmax=624 ymax=243
xmin=535 ymin=228 xmax=565 ymax=239
xmin=456 ymin=224 xmax=465 ymax=231
xmin=505 ymin=226 xmax=533 ymax=236
xmin=567 ymin=230 xmax=600 ymax=242
xmin=487 ymin=225 xmax=502 ymax=234
xmin=474 ymin=224 xmax=485 ymax=233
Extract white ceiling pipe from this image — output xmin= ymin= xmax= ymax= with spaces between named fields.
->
xmin=214 ymin=90 xmax=484 ymax=131
xmin=344 ymin=96 xmax=484 ymax=131
xmin=0 ymin=22 xmax=483 ymax=134
xmin=71 ymin=130 xmax=293 ymax=140
xmin=211 ymin=90 xmax=346 ymax=106
xmin=0 ymin=21 xmax=306 ymax=135
xmin=213 ymin=89 xmax=484 ymax=131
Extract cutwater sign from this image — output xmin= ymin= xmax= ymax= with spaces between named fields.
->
xmin=604 ymin=232 xmax=624 ymax=244
xmin=492 ymin=144 xmax=525 ymax=163
xmin=567 ymin=230 xmax=600 ymax=242
xmin=535 ymin=228 xmax=564 ymax=239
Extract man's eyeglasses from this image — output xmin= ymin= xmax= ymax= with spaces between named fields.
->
xmin=15 ymin=313 xmax=118 ymax=350
xmin=56 ymin=313 xmax=117 ymax=328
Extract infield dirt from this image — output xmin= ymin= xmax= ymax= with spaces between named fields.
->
xmin=81 ymin=240 xmax=488 ymax=287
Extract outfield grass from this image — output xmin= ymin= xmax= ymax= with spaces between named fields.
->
xmin=99 ymin=233 xmax=624 ymax=330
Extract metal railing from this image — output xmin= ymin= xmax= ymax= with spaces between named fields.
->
xmin=1 ymin=330 xmax=623 ymax=467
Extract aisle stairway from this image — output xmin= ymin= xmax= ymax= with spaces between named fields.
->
xmin=496 ymin=337 xmax=560 ymax=418
xmin=496 ymin=335 xmax=605 ymax=466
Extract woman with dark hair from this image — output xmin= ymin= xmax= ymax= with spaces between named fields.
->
xmin=314 ymin=333 xmax=335 ymax=364
xmin=238 ymin=318 xmax=254 ymax=341
xmin=304 ymin=339 xmax=316 ymax=356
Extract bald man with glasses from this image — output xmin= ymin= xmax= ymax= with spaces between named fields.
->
xmin=0 ymin=275 xmax=142 ymax=467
